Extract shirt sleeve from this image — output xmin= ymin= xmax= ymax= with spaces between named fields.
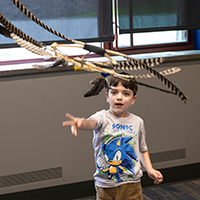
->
xmin=88 ymin=110 xmax=105 ymax=133
xmin=139 ymin=119 xmax=148 ymax=152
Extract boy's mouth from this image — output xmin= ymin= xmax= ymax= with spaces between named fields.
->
xmin=115 ymin=103 xmax=123 ymax=107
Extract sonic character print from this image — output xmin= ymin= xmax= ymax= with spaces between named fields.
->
xmin=97 ymin=137 xmax=138 ymax=182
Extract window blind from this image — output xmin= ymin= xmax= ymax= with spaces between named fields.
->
xmin=118 ymin=0 xmax=200 ymax=34
xmin=0 ymin=0 xmax=113 ymax=47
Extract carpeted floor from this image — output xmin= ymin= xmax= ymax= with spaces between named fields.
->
xmin=142 ymin=178 xmax=200 ymax=200
xmin=74 ymin=178 xmax=200 ymax=200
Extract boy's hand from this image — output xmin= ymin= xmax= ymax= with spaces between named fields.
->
xmin=62 ymin=113 xmax=83 ymax=136
xmin=147 ymin=168 xmax=163 ymax=184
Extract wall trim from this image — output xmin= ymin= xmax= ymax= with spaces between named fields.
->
xmin=1 ymin=162 xmax=200 ymax=200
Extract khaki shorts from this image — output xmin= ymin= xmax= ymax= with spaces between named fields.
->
xmin=95 ymin=182 xmax=143 ymax=200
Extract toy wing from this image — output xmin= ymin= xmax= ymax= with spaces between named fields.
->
xmin=0 ymin=0 xmax=188 ymax=103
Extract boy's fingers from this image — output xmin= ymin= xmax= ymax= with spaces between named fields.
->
xmin=66 ymin=113 xmax=74 ymax=120
xmin=62 ymin=121 xmax=73 ymax=126
xmin=77 ymin=119 xmax=82 ymax=128
xmin=71 ymin=125 xmax=77 ymax=136
xmin=74 ymin=129 xmax=77 ymax=136
xmin=154 ymin=178 xmax=163 ymax=184
xmin=154 ymin=173 xmax=163 ymax=184
xmin=63 ymin=113 xmax=80 ymax=136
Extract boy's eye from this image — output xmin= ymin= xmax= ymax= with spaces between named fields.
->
xmin=111 ymin=91 xmax=117 ymax=94
xmin=124 ymin=92 xmax=130 ymax=96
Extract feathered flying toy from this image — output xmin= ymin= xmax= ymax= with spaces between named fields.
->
xmin=0 ymin=0 xmax=187 ymax=103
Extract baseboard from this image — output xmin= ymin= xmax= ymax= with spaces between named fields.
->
xmin=1 ymin=162 xmax=200 ymax=200
xmin=142 ymin=162 xmax=200 ymax=188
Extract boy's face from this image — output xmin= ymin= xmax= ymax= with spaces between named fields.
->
xmin=106 ymin=82 xmax=137 ymax=117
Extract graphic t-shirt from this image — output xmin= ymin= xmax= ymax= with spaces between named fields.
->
xmin=89 ymin=109 xmax=148 ymax=188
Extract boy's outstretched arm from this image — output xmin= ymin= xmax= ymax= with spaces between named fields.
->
xmin=62 ymin=113 xmax=97 ymax=136
xmin=140 ymin=151 xmax=163 ymax=184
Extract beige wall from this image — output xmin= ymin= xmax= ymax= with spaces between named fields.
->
xmin=0 ymin=59 xmax=199 ymax=194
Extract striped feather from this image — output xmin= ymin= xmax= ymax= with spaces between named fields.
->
xmin=11 ymin=33 xmax=52 ymax=57
xmin=33 ymin=59 xmax=68 ymax=69
xmin=0 ymin=13 xmax=44 ymax=48
xmin=32 ymin=64 xmax=54 ymax=69
xmin=114 ymin=58 xmax=163 ymax=71
xmin=138 ymin=57 xmax=163 ymax=67
xmin=114 ymin=58 xmax=187 ymax=103
xmin=133 ymin=67 xmax=181 ymax=79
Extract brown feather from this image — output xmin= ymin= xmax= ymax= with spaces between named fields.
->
xmin=84 ymin=77 xmax=110 ymax=97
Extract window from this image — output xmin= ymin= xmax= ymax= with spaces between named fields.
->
xmin=104 ymin=0 xmax=197 ymax=54
xmin=116 ymin=30 xmax=188 ymax=48
xmin=0 ymin=0 xmax=199 ymax=72
xmin=0 ymin=0 xmax=112 ymax=71
xmin=0 ymin=0 xmax=113 ymax=48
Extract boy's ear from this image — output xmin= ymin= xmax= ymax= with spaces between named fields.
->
xmin=106 ymin=92 xmax=109 ymax=103
xmin=131 ymin=95 xmax=137 ymax=105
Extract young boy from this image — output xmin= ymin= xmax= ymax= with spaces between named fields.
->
xmin=62 ymin=75 xmax=163 ymax=200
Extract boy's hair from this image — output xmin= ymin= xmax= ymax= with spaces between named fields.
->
xmin=107 ymin=74 xmax=138 ymax=96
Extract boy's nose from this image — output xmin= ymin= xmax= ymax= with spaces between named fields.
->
xmin=117 ymin=93 xmax=122 ymax=99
